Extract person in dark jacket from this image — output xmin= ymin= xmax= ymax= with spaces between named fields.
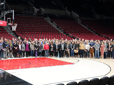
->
xmin=54 ymin=41 xmax=59 ymax=57
xmin=42 ymin=42 xmax=45 ymax=56
xmin=74 ymin=41 xmax=79 ymax=58
xmin=111 ymin=41 xmax=114 ymax=59
xmin=38 ymin=42 xmax=43 ymax=57
xmin=18 ymin=42 xmax=22 ymax=57
xmin=107 ymin=42 xmax=112 ymax=58
xmin=49 ymin=41 xmax=55 ymax=57
xmin=64 ymin=41 xmax=68 ymax=57
xmin=0 ymin=39 xmax=3 ymax=59
xmin=21 ymin=42 xmax=25 ymax=57
xmin=13 ymin=41 xmax=18 ymax=58
xmin=59 ymin=41 xmax=66 ymax=58
xmin=3 ymin=38 xmax=8 ymax=58
xmin=70 ymin=41 xmax=75 ymax=57
xmin=34 ymin=41 xmax=38 ymax=57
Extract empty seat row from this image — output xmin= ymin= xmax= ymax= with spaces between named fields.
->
xmin=0 ymin=26 xmax=14 ymax=39
xmin=83 ymin=20 xmax=114 ymax=39
xmin=14 ymin=16 xmax=72 ymax=40
xmin=52 ymin=19 xmax=106 ymax=40
xmin=57 ymin=75 xmax=114 ymax=85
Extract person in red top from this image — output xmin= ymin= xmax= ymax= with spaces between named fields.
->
xmin=44 ymin=42 xmax=49 ymax=57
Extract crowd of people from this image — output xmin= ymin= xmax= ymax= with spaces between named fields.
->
xmin=0 ymin=37 xmax=114 ymax=60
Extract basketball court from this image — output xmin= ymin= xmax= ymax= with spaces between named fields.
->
xmin=0 ymin=57 xmax=113 ymax=85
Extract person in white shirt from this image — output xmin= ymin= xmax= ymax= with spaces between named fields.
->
xmin=85 ymin=42 xmax=90 ymax=57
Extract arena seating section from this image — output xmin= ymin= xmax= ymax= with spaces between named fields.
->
xmin=0 ymin=26 xmax=14 ymax=39
xmin=52 ymin=19 xmax=106 ymax=40
xmin=1 ymin=16 xmax=112 ymax=40
xmin=57 ymin=75 xmax=114 ymax=85
xmin=15 ymin=16 xmax=72 ymax=40
xmin=83 ymin=20 xmax=114 ymax=39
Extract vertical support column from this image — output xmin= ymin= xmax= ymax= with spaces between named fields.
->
xmin=4 ymin=0 xmax=6 ymax=21
xmin=12 ymin=10 xmax=14 ymax=25
xmin=3 ymin=0 xmax=5 ymax=9
xmin=3 ymin=12 xmax=5 ymax=21
xmin=0 ymin=0 xmax=5 ymax=20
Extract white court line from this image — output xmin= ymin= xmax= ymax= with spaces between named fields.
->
xmin=6 ymin=58 xmax=111 ymax=85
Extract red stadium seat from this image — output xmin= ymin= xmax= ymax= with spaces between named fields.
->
xmin=52 ymin=19 xmax=106 ymax=40
xmin=15 ymin=16 xmax=72 ymax=40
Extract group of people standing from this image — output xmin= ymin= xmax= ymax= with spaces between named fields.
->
xmin=0 ymin=37 xmax=114 ymax=59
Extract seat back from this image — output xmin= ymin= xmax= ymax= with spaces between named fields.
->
xmin=98 ymin=77 xmax=109 ymax=85
xmin=56 ymin=83 xmax=64 ymax=85
xmin=88 ymin=78 xmax=99 ymax=85
xmin=78 ymin=80 xmax=89 ymax=85
xmin=67 ymin=81 xmax=77 ymax=85
xmin=108 ymin=75 xmax=114 ymax=85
